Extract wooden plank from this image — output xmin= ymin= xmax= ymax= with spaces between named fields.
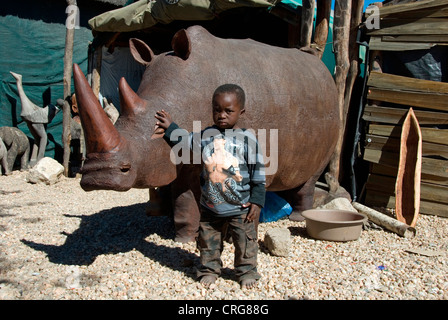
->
xmin=366 ymin=174 xmax=448 ymax=204
xmin=363 ymin=148 xmax=399 ymax=167
xmin=368 ymin=124 xmax=448 ymax=146
xmin=381 ymin=8 xmax=448 ymax=19
xmin=369 ymin=162 xmax=448 ymax=186
xmin=366 ymin=174 xmax=395 ymax=194
xmin=363 ymin=149 xmax=448 ymax=178
xmin=365 ymin=189 xmax=448 ymax=218
xmin=382 ymin=35 xmax=448 ymax=43
xmin=422 ymin=156 xmax=448 ymax=178
xmin=362 ymin=105 xmax=448 ymax=125
xmin=368 ymin=18 xmax=448 ymax=36
xmin=367 ymin=88 xmax=448 ymax=112
xmin=366 ymin=134 xmax=448 ymax=158
xmin=365 ymin=134 xmax=400 ymax=152
xmin=368 ymin=36 xmax=436 ymax=51
xmin=368 ymin=124 xmax=401 ymax=139
xmin=378 ymin=0 xmax=448 ymax=18
xmin=368 ymin=72 xmax=448 ymax=94
xmin=379 ymin=17 xmax=448 ymax=28
xmin=370 ymin=162 xmax=398 ymax=177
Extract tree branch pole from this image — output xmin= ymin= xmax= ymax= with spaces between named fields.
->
xmin=329 ymin=0 xmax=352 ymax=192
xmin=352 ymin=202 xmax=416 ymax=238
xmin=343 ymin=0 xmax=364 ymax=133
xmin=62 ymin=0 xmax=77 ymax=176
xmin=313 ymin=0 xmax=332 ymax=59
xmin=300 ymin=0 xmax=316 ymax=48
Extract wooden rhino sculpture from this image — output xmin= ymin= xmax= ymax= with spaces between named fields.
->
xmin=0 ymin=126 xmax=30 ymax=174
xmin=73 ymin=26 xmax=339 ymax=242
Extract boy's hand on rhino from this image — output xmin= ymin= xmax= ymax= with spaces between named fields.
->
xmin=154 ymin=109 xmax=172 ymax=130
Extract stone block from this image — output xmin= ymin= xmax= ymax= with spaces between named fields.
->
xmin=264 ymin=227 xmax=291 ymax=257
xmin=26 ymin=157 xmax=64 ymax=185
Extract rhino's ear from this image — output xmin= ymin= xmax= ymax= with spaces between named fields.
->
xmin=129 ymin=38 xmax=154 ymax=66
xmin=171 ymin=29 xmax=191 ymax=60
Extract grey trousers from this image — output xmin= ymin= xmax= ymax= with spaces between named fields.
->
xmin=196 ymin=208 xmax=261 ymax=282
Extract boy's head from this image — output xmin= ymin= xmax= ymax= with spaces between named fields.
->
xmin=212 ymin=84 xmax=246 ymax=130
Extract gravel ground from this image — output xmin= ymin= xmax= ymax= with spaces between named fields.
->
xmin=1 ymin=170 xmax=447 ymax=300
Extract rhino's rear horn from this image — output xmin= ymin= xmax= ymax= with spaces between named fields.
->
xmin=73 ymin=63 xmax=122 ymax=154
xmin=119 ymin=77 xmax=145 ymax=116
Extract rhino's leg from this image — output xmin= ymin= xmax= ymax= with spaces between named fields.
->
xmin=279 ymin=172 xmax=321 ymax=221
xmin=1 ymin=156 xmax=9 ymax=175
xmin=6 ymin=144 xmax=18 ymax=172
xmin=19 ymin=148 xmax=30 ymax=171
xmin=146 ymin=186 xmax=172 ymax=216
xmin=18 ymin=136 xmax=30 ymax=171
xmin=170 ymin=165 xmax=202 ymax=243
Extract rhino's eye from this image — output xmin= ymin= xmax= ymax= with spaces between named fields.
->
xmin=120 ymin=164 xmax=131 ymax=173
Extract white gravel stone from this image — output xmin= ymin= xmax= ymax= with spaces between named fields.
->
xmin=1 ymin=171 xmax=447 ymax=300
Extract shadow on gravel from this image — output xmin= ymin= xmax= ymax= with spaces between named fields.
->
xmin=21 ymin=203 xmax=200 ymax=280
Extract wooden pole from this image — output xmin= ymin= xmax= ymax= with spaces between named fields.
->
xmin=328 ymin=0 xmax=352 ymax=192
xmin=91 ymin=46 xmax=102 ymax=99
xmin=62 ymin=0 xmax=77 ymax=176
xmin=300 ymin=0 xmax=316 ymax=48
xmin=344 ymin=0 xmax=364 ymax=118
xmin=313 ymin=0 xmax=332 ymax=59
xmin=352 ymin=202 xmax=416 ymax=238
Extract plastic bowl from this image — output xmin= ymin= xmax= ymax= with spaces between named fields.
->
xmin=301 ymin=209 xmax=367 ymax=242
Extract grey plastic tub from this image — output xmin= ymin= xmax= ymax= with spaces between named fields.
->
xmin=301 ymin=209 xmax=367 ymax=242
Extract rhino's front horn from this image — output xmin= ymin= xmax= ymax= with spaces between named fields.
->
xmin=73 ymin=64 xmax=122 ymax=154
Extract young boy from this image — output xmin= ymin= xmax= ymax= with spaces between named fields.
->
xmin=154 ymin=84 xmax=265 ymax=289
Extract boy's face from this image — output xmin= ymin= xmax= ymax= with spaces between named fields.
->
xmin=212 ymin=92 xmax=245 ymax=130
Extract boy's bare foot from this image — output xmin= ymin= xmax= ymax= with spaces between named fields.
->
xmin=240 ymin=278 xmax=258 ymax=289
xmin=200 ymin=275 xmax=217 ymax=287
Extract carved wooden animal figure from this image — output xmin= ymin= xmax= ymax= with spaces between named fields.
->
xmin=0 ymin=137 xmax=9 ymax=175
xmin=10 ymin=71 xmax=61 ymax=166
xmin=73 ymin=26 xmax=339 ymax=242
xmin=0 ymin=126 xmax=30 ymax=173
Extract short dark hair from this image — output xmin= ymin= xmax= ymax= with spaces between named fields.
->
xmin=213 ymin=84 xmax=245 ymax=109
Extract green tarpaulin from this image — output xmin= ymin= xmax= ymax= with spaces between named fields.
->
xmin=89 ymin=0 xmax=337 ymax=76
xmin=0 ymin=1 xmax=108 ymax=162
xmin=89 ymin=0 xmax=273 ymax=32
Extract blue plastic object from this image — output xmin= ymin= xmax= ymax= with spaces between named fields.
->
xmin=259 ymin=192 xmax=293 ymax=222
